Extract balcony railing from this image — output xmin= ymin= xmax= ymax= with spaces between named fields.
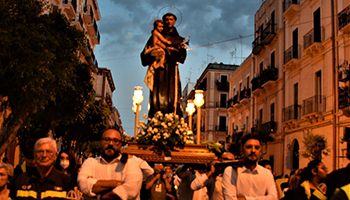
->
xmin=83 ymin=5 xmax=94 ymax=24
xmin=302 ymin=95 xmax=326 ymax=115
xmin=87 ymin=19 xmax=98 ymax=36
xmin=252 ymin=36 xmax=263 ymax=55
xmin=239 ymin=88 xmax=251 ymax=101
xmin=283 ymin=104 xmax=301 ymax=121
xmin=260 ymin=67 xmax=278 ymax=86
xmin=216 ymin=80 xmax=229 ymax=91
xmin=251 ymin=76 xmax=262 ymax=92
xmin=284 ymin=45 xmax=301 ymax=64
xmin=262 ymin=22 xmax=276 ymax=45
xmin=283 ymin=0 xmax=300 ymax=12
xmin=303 ymin=27 xmax=324 ymax=50
xmin=215 ymin=126 xmax=228 ymax=132
xmin=251 ymin=121 xmax=277 ymax=133
xmin=91 ymin=30 xmax=100 ymax=44
xmin=338 ymin=5 xmax=350 ymax=33
xmin=197 ymin=80 xmax=207 ymax=91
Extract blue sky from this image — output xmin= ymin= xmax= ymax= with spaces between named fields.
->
xmin=94 ymin=0 xmax=263 ymax=136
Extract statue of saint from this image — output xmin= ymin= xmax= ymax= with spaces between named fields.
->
xmin=141 ymin=13 xmax=187 ymax=118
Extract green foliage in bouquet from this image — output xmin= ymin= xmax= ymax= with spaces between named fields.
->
xmin=136 ymin=111 xmax=194 ymax=149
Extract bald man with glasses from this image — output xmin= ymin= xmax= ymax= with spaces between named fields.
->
xmin=78 ymin=127 xmax=147 ymax=200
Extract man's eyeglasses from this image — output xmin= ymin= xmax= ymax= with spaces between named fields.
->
xmin=101 ymin=137 xmax=122 ymax=145
xmin=35 ymin=150 xmax=54 ymax=156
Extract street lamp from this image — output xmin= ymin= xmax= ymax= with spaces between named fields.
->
xmin=133 ymin=86 xmax=143 ymax=137
xmin=185 ymin=100 xmax=195 ymax=131
xmin=194 ymin=90 xmax=204 ymax=144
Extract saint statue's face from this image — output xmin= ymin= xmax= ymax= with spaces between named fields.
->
xmin=164 ymin=16 xmax=176 ymax=28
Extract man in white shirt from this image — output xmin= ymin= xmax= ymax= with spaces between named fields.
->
xmin=222 ymin=133 xmax=277 ymax=200
xmin=78 ymin=127 xmax=144 ymax=200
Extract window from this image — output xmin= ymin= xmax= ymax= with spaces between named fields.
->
xmin=270 ymin=103 xmax=275 ymax=122
xmin=221 ymin=75 xmax=228 ymax=83
xmin=260 ymin=61 xmax=264 ymax=74
xmin=259 ymin=109 xmax=263 ymax=121
xmin=271 ymin=51 xmax=275 ymax=68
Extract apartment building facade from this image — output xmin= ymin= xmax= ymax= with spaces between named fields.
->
xmin=227 ymin=0 xmax=350 ymax=176
xmin=189 ymin=63 xmax=238 ymax=145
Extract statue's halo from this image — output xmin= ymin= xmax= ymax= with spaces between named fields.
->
xmin=157 ymin=5 xmax=182 ymax=27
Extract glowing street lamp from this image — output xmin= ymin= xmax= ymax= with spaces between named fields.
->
xmin=186 ymin=100 xmax=195 ymax=131
xmin=133 ymin=86 xmax=143 ymax=137
xmin=194 ymin=90 xmax=204 ymax=144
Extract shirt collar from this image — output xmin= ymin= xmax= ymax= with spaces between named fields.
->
xmin=99 ymin=154 xmax=122 ymax=164
xmin=241 ymin=164 xmax=261 ymax=174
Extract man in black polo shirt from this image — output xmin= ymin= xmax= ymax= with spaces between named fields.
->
xmin=10 ymin=137 xmax=72 ymax=199
xmin=324 ymin=133 xmax=350 ymax=199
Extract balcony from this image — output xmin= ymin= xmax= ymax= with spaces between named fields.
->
xmin=260 ymin=66 xmax=278 ymax=87
xmin=302 ymin=95 xmax=326 ymax=123
xmin=283 ymin=104 xmax=301 ymax=121
xmin=63 ymin=0 xmax=77 ymax=19
xmin=283 ymin=0 xmax=300 ymax=20
xmin=71 ymin=14 xmax=83 ymax=30
xmin=91 ymin=30 xmax=100 ymax=44
xmin=197 ymin=79 xmax=207 ymax=91
xmin=251 ymin=77 xmax=261 ymax=92
xmin=251 ymin=121 xmax=277 ymax=133
xmin=284 ymin=45 xmax=301 ymax=70
xmin=215 ymin=126 xmax=228 ymax=132
xmin=216 ymin=80 xmax=229 ymax=91
xmin=252 ymin=36 xmax=263 ymax=55
xmin=87 ymin=19 xmax=98 ymax=36
xmin=303 ymin=27 xmax=325 ymax=56
xmin=84 ymin=44 xmax=98 ymax=70
xmin=261 ymin=22 xmax=276 ymax=45
xmin=105 ymin=93 xmax=112 ymax=107
xmin=239 ymin=88 xmax=251 ymax=105
xmin=302 ymin=95 xmax=326 ymax=115
xmin=338 ymin=5 xmax=350 ymax=34
xmin=83 ymin=5 xmax=94 ymax=24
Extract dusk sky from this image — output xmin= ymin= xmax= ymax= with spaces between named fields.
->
xmin=94 ymin=0 xmax=263 ymax=136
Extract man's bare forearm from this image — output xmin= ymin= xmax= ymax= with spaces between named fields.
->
xmin=92 ymin=180 xmax=123 ymax=194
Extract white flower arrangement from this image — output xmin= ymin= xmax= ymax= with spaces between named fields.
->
xmin=135 ymin=111 xmax=194 ymax=148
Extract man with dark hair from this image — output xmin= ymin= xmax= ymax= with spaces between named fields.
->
xmin=325 ymin=135 xmax=350 ymax=200
xmin=191 ymin=152 xmax=235 ymax=200
xmin=78 ymin=127 xmax=146 ymax=200
xmin=222 ymin=133 xmax=277 ymax=200
xmin=13 ymin=138 xmax=37 ymax=182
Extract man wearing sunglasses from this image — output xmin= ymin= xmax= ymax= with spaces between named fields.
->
xmin=78 ymin=127 xmax=144 ymax=200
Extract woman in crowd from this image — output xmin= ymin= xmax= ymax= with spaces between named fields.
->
xmin=0 ymin=162 xmax=13 ymax=200
xmin=55 ymin=149 xmax=78 ymax=186
xmin=281 ymin=168 xmax=303 ymax=199
xmin=291 ymin=159 xmax=328 ymax=200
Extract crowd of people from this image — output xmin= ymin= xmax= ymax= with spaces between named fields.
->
xmin=0 ymin=126 xmax=348 ymax=200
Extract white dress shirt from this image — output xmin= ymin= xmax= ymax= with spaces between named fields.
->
xmin=222 ymin=164 xmax=277 ymax=200
xmin=77 ymin=155 xmax=143 ymax=200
